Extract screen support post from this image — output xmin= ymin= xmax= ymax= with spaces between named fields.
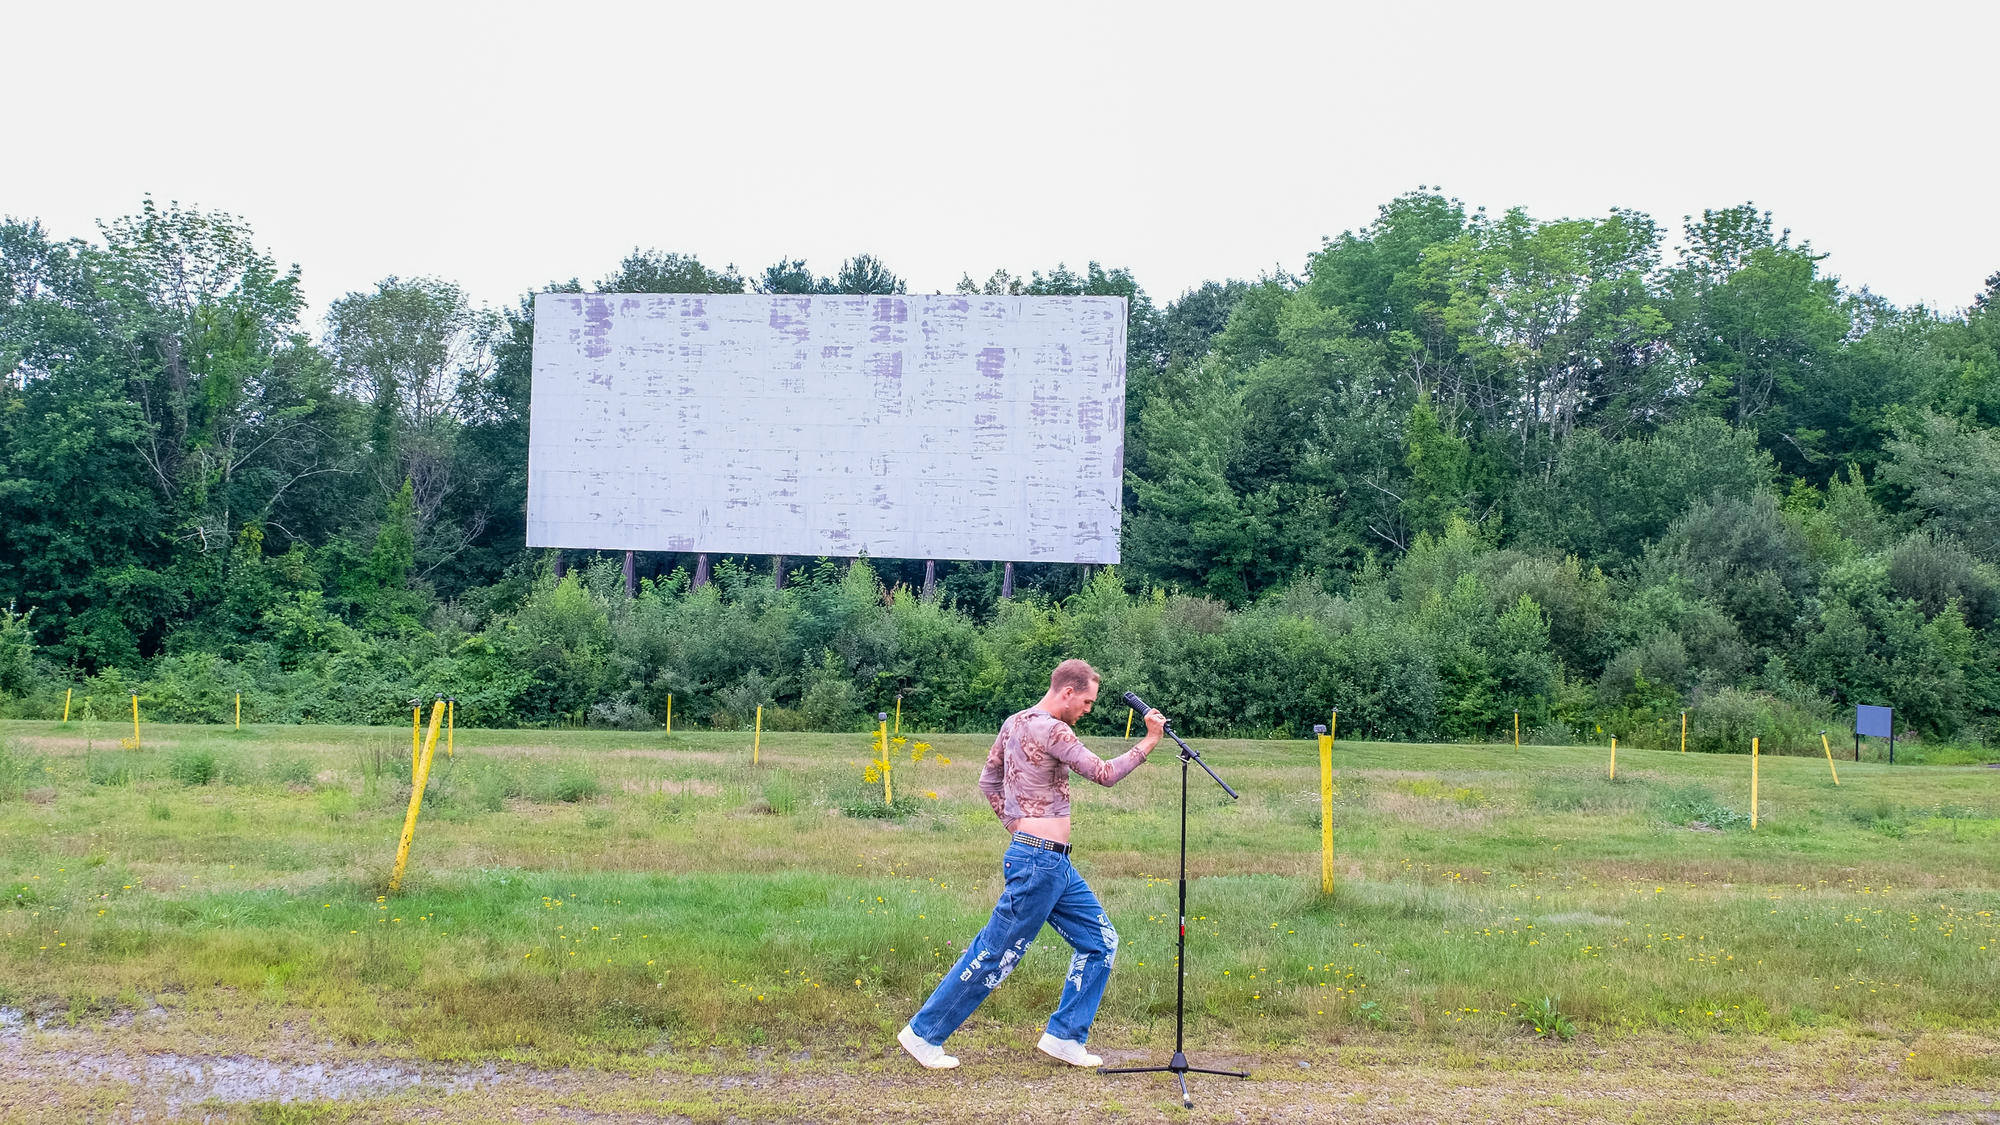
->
xmin=1099 ymin=719 xmax=1246 ymax=1107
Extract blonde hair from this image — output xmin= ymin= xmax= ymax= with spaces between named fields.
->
xmin=1049 ymin=658 xmax=1101 ymax=696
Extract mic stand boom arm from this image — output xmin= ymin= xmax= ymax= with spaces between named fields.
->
xmin=1164 ymin=721 xmax=1238 ymax=799
xmin=1099 ymin=717 xmax=1247 ymax=1106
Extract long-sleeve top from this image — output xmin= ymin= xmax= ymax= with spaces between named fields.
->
xmin=978 ymin=707 xmax=1151 ymax=831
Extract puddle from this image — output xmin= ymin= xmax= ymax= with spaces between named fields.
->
xmin=0 ymin=1008 xmax=508 ymax=1108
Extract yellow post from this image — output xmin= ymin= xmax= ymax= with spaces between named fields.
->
xmin=665 ymin=694 xmax=673 ymax=736
xmin=1608 ymin=736 xmax=1617 ymax=780
xmin=1513 ymin=710 xmax=1519 ymax=749
xmin=446 ymin=698 xmax=455 ymax=759
xmin=878 ymin=713 xmax=892 ymax=805
xmin=389 ymin=700 xmax=447 ymax=894
xmin=1125 ymin=709 xmax=1134 ymax=739
xmin=894 ymin=695 xmax=901 ymax=737
xmin=754 ymin=705 xmax=762 ymax=765
xmin=1681 ymin=711 xmax=1688 ymax=753
xmin=1751 ymin=737 xmax=1760 ymax=830
xmin=411 ymin=703 xmax=421 ymax=774
xmin=131 ymin=693 xmax=141 ymax=750
xmin=63 ymin=688 xmax=72 ymax=724
xmin=235 ymin=692 xmax=241 ymax=730
xmin=1819 ymin=731 xmax=1839 ymax=786
xmin=1317 ymin=724 xmax=1334 ymax=894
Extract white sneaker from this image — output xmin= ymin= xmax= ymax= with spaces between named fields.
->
xmin=898 ymin=1025 xmax=959 ymax=1069
xmin=1037 ymin=1032 xmax=1102 ymax=1068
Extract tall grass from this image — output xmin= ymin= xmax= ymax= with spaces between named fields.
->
xmin=0 ymin=720 xmax=1994 ymax=1062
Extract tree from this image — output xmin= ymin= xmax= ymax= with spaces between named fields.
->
xmin=1664 ymin=206 xmax=1851 ymax=476
xmin=1508 ymin=417 xmax=1773 ymax=562
xmin=1882 ymin=410 xmax=2000 ymax=559
xmin=1425 ymin=205 xmax=1673 ymax=458
xmin=323 ymin=276 xmax=499 ymax=574
xmin=97 ymin=198 xmax=340 ymax=555
xmin=754 ymin=255 xmax=905 ymax=295
xmin=831 ymin=254 xmax=903 ymax=295
xmin=758 ymin=258 xmax=820 ymax=294
xmin=599 ymin=249 xmax=744 ymax=294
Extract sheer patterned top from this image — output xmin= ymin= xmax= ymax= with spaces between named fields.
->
xmin=978 ymin=707 xmax=1150 ymax=831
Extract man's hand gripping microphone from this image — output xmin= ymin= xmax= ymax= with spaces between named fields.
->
xmin=1122 ymin=692 xmax=1238 ymax=800
xmin=1123 ymin=692 xmax=1166 ymax=739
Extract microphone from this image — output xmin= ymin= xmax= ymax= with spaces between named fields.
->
xmin=1123 ymin=690 xmax=1236 ymax=799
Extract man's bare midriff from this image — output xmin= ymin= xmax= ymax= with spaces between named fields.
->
xmin=1013 ymin=815 xmax=1071 ymax=845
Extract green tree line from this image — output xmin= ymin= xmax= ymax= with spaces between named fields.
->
xmin=3 ymin=192 xmax=1997 ymax=751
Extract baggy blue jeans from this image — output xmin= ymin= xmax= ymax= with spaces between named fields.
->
xmin=908 ymin=837 xmax=1119 ymax=1047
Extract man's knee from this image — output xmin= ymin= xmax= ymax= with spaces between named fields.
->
xmin=1065 ymin=913 xmax=1118 ymax=958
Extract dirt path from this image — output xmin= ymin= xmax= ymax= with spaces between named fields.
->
xmin=2 ymin=1016 xmax=1996 ymax=1123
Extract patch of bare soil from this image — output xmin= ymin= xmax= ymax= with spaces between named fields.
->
xmin=2 ymin=1010 xmax=1995 ymax=1124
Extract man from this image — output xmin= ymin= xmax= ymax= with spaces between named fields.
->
xmin=897 ymin=658 xmax=1165 ymax=1070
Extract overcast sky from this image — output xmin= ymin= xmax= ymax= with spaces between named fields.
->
xmin=11 ymin=1 xmax=1997 ymax=321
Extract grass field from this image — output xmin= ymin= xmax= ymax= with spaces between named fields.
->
xmin=1 ymin=718 xmax=1996 ymax=1122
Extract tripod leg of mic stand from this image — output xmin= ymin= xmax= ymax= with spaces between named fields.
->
xmin=1095 ymin=747 xmax=1247 ymax=1109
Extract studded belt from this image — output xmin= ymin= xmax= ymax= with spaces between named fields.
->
xmin=1012 ymin=831 xmax=1072 ymax=856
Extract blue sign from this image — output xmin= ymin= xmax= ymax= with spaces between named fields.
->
xmin=1856 ymin=705 xmax=1893 ymax=738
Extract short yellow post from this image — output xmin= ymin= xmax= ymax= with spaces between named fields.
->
xmin=878 ymin=712 xmax=892 ymax=805
xmin=1750 ymin=737 xmax=1760 ymax=830
xmin=1316 ymin=724 xmax=1334 ymax=894
xmin=753 ymin=705 xmax=763 ymax=765
xmin=1819 ymin=731 xmax=1838 ymax=786
xmin=1681 ymin=711 xmax=1688 ymax=753
xmin=665 ymin=694 xmax=673 ymax=736
xmin=235 ymin=692 xmax=241 ymax=730
xmin=894 ymin=695 xmax=902 ymax=737
xmin=131 ymin=693 xmax=141 ymax=750
xmin=1125 ymin=709 xmax=1134 ymax=739
xmin=389 ymin=700 xmax=447 ymax=894
xmin=411 ymin=702 xmax=421 ymax=774
xmin=1608 ymin=736 xmax=1617 ymax=780
xmin=446 ymin=698 xmax=455 ymax=759
xmin=63 ymin=688 xmax=72 ymax=724
xmin=1513 ymin=710 xmax=1519 ymax=749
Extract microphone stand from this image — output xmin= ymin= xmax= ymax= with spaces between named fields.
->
xmin=1099 ymin=719 xmax=1247 ymax=1107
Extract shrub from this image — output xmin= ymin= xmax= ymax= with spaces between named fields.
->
xmin=839 ymin=789 xmax=925 ymax=819
xmin=589 ymin=697 xmax=656 ymax=730
xmin=88 ymin=755 xmax=138 ymax=786
xmin=1651 ymin=783 xmax=1749 ymax=829
xmin=167 ymin=748 xmax=221 ymax=786
xmin=1688 ymin=687 xmax=1818 ymax=755
xmin=528 ymin=763 xmax=600 ymax=803
xmin=267 ymin=757 xmax=316 ymax=786
xmin=761 ymin=773 xmax=797 ymax=815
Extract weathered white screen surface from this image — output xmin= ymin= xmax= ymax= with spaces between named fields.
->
xmin=527 ymin=293 xmax=1126 ymax=562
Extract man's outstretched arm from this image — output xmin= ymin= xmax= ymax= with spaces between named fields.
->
xmin=1049 ymin=710 xmax=1165 ymax=787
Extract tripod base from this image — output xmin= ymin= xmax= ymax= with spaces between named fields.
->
xmin=1100 ymin=1051 xmax=1248 ymax=1108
